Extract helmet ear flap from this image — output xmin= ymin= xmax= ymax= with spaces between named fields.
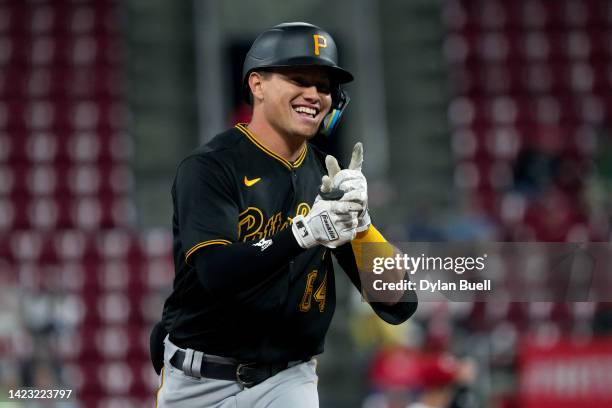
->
xmin=331 ymin=85 xmax=347 ymax=110
xmin=321 ymin=88 xmax=350 ymax=137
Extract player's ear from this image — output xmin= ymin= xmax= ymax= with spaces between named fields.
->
xmin=248 ymin=72 xmax=265 ymax=103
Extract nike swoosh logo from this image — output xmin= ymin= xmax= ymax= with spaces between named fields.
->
xmin=244 ymin=176 xmax=262 ymax=187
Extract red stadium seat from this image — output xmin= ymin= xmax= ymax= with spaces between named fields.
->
xmin=101 ymin=130 xmax=133 ymax=162
xmin=63 ymin=361 xmax=91 ymax=394
xmin=7 ymin=196 xmax=30 ymax=229
xmin=53 ymin=230 xmax=86 ymax=261
xmin=0 ymin=165 xmax=16 ymax=195
xmin=142 ymin=259 xmax=174 ymax=291
xmin=477 ymin=31 xmax=510 ymax=62
xmin=520 ymin=0 xmax=548 ymax=29
xmin=109 ymin=196 xmax=136 ymax=228
xmin=97 ymin=291 xmax=131 ymax=324
xmin=479 ymin=1 xmax=506 ymax=31
xmin=0 ymin=66 xmax=122 ymax=99
xmin=0 ymin=132 xmax=10 ymax=162
xmin=0 ymin=199 xmax=15 ymax=231
xmin=97 ymin=397 xmax=141 ymax=408
xmin=451 ymin=126 xmax=478 ymax=159
xmin=124 ymin=359 xmax=157 ymax=398
xmin=98 ymin=361 xmax=133 ymax=395
xmin=103 ymin=163 xmax=134 ymax=194
xmin=516 ymin=30 xmax=550 ymax=61
xmin=485 ymin=126 xmax=521 ymax=159
xmin=71 ymin=196 xmax=102 ymax=230
xmin=25 ymin=131 xmax=59 ymax=163
xmin=66 ymin=66 xmax=123 ymax=98
xmin=0 ymin=3 xmax=138 ymax=408
xmin=9 ymin=229 xmax=44 ymax=262
xmin=25 ymin=99 xmax=59 ymax=130
xmin=140 ymin=228 xmax=173 ymax=258
xmin=95 ymin=229 xmax=139 ymax=260
xmin=65 ymin=130 xmax=101 ymax=162
xmin=57 ymin=261 xmax=88 ymax=292
xmin=141 ymin=359 xmax=161 ymax=393
xmin=5 ymin=32 xmax=121 ymax=67
xmin=28 ymin=196 xmax=59 ymax=230
xmin=98 ymin=260 xmax=130 ymax=291
xmin=67 ymin=164 xmax=101 ymax=195
xmin=26 ymin=164 xmax=58 ymax=195
xmin=95 ymin=326 xmax=131 ymax=359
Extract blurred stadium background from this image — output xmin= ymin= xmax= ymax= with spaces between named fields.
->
xmin=1 ymin=0 xmax=612 ymax=407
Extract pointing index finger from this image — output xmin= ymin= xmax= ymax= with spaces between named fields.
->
xmin=348 ymin=142 xmax=363 ymax=171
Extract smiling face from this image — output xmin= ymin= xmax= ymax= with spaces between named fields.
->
xmin=249 ymin=66 xmax=334 ymax=141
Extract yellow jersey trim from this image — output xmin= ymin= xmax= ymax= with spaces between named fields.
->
xmin=185 ymin=239 xmax=232 ymax=261
xmin=351 ymin=225 xmax=395 ymax=270
xmin=155 ymin=366 xmax=165 ymax=408
xmin=353 ymin=225 xmax=387 ymax=243
xmin=235 ymin=123 xmax=308 ymax=170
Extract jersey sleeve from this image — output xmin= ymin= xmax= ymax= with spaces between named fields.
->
xmin=174 ymin=155 xmax=238 ymax=263
xmin=332 ymin=242 xmax=418 ymax=325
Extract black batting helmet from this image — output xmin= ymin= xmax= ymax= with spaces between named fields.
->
xmin=242 ymin=22 xmax=353 ymax=135
xmin=242 ymin=22 xmax=353 ymax=87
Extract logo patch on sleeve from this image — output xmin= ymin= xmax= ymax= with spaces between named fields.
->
xmin=295 ymin=220 xmax=309 ymax=237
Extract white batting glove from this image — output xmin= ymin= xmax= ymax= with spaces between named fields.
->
xmin=292 ymin=198 xmax=362 ymax=249
xmin=321 ymin=142 xmax=371 ymax=233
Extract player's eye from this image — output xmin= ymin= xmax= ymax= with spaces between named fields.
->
xmin=317 ymin=84 xmax=331 ymax=94
xmin=289 ymin=77 xmax=308 ymax=87
xmin=289 ymin=77 xmax=331 ymax=94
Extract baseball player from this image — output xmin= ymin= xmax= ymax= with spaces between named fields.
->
xmin=153 ymin=22 xmax=417 ymax=407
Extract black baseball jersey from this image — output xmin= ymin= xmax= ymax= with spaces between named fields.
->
xmin=162 ymin=124 xmax=339 ymax=363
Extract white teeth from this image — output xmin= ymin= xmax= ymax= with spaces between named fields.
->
xmin=294 ymin=106 xmax=317 ymax=117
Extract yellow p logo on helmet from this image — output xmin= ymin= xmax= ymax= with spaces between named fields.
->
xmin=313 ymin=34 xmax=327 ymax=56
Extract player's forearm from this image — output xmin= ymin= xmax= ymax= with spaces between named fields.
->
xmin=350 ymin=226 xmax=407 ymax=305
xmin=334 ymin=241 xmax=417 ymax=324
xmin=359 ymin=246 xmax=407 ymax=305
xmin=193 ymin=229 xmax=304 ymax=295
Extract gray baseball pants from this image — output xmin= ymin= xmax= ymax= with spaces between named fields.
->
xmin=155 ymin=336 xmax=319 ymax=408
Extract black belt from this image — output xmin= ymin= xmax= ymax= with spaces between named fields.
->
xmin=170 ymin=350 xmax=306 ymax=388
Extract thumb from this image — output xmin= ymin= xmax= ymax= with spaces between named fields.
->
xmin=348 ymin=142 xmax=363 ymax=171
xmin=320 ymin=175 xmax=332 ymax=193
xmin=325 ymin=155 xmax=341 ymax=178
